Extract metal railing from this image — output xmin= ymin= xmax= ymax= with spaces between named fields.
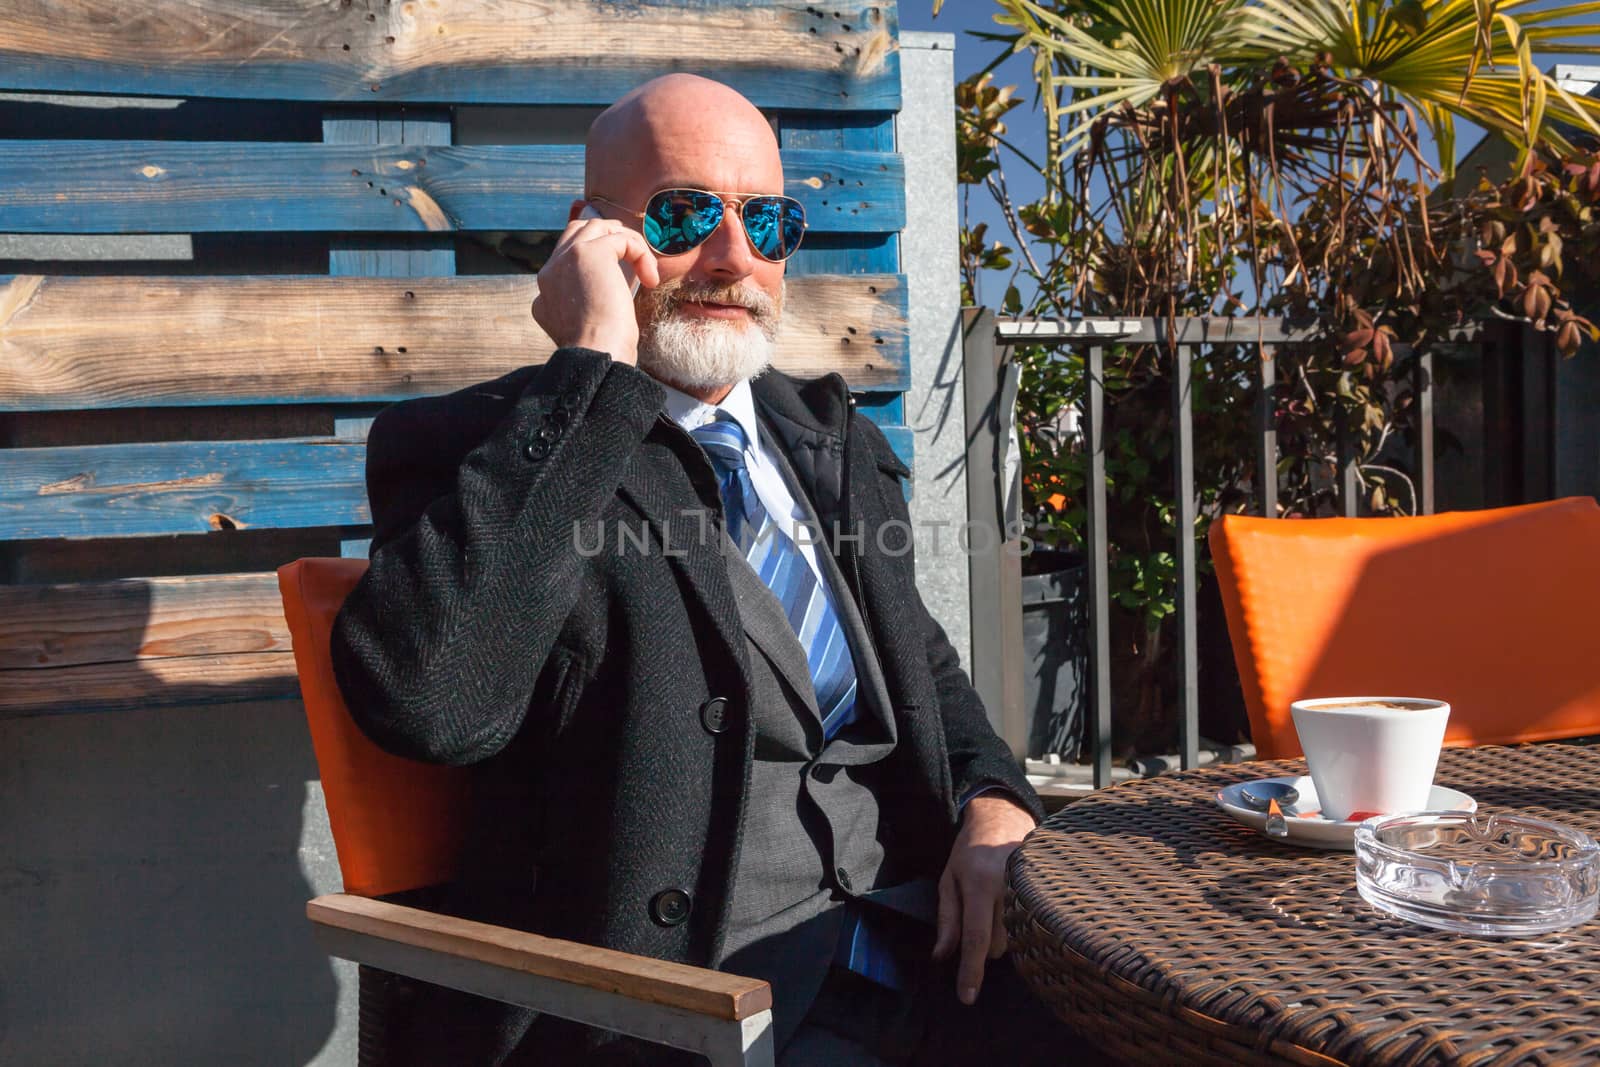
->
xmin=963 ymin=309 xmax=1480 ymax=789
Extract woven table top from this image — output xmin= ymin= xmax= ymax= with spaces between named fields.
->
xmin=1007 ymin=745 xmax=1600 ymax=1067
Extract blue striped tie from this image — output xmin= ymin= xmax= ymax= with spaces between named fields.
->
xmin=692 ymin=415 xmax=858 ymax=739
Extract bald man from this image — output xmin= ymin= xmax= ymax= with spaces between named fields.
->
xmin=333 ymin=74 xmax=1085 ymax=1066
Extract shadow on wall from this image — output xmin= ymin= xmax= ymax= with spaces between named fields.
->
xmin=0 ymin=690 xmax=340 ymax=1066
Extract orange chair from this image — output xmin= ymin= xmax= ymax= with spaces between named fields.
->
xmin=277 ymin=558 xmax=774 ymax=1066
xmin=1209 ymin=498 xmax=1600 ymax=760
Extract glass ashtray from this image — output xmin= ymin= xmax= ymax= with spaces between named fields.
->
xmin=1354 ymin=811 xmax=1600 ymax=937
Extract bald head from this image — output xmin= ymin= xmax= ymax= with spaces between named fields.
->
xmin=585 ymin=74 xmax=783 ymax=205
xmin=577 ymin=75 xmax=790 ymax=399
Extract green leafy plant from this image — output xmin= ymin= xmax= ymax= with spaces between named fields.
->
xmin=947 ymin=0 xmax=1600 ymax=753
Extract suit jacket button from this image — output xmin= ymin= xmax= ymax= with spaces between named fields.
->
xmin=524 ymin=438 xmax=551 ymax=461
xmin=699 ymin=697 xmax=730 ymax=734
xmin=650 ymin=889 xmax=692 ymax=927
xmin=835 ymin=867 xmax=853 ymax=893
xmin=547 ymin=406 xmax=572 ymax=430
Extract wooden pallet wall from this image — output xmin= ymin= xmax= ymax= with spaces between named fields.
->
xmin=0 ymin=0 xmax=909 ymax=717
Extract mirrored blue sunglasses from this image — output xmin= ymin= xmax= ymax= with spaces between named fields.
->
xmin=589 ymin=188 xmax=807 ymax=262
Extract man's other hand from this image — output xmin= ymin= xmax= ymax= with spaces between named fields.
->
xmin=932 ymin=792 xmax=1037 ymax=1005
xmin=532 ymin=214 xmax=661 ymax=366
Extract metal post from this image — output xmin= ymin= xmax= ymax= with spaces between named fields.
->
xmin=1337 ymin=420 xmax=1360 ymax=517
xmin=1257 ymin=345 xmax=1278 ymax=517
xmin=961 ymin=309 xmax=1027 ymax=761
xmin=1172 ymin=345 xmax=1199 ymax=771
xmin=1521 ymin=323 xmax=1555 ymax=501
xmin=1084 ymin=345 xmax=1113 ymax=789
xmin=1415 ymin=349 xmax=1435 ymax=515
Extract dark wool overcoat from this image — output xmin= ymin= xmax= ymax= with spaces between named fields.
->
xmin=330 ymin=347 xmax=1042 ymax=1063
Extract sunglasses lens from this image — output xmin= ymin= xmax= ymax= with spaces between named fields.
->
xmin=643 ymin=189 xmax=723 ymax=255
xmin=743 ymin=197 xmax=806 ymax=261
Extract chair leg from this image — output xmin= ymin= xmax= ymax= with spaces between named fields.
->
xmin=702 ymin=1009 xmax=774 ymax=1067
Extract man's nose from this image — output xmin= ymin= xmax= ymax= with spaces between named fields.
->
xmin=696 ymin=204 xmax=758 ymax=281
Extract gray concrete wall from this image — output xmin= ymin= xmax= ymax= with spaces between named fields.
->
xmin=0 ymin=699 xmax=355 ymax=1067
xmin=898 ymin=31 xmax=972 ymax=667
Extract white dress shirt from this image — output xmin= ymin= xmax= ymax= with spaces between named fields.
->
xmin=660 ymin=378 xmax=843 ymax=617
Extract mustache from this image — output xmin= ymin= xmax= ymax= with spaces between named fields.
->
xmin=647 ymin=279 xmax=781 ymax=326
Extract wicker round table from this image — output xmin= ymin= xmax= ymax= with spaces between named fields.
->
xmin=1007 ymin=745 xmax=1600 ymax=1066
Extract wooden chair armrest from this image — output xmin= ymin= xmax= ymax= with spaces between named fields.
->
xmin=307 ymin=893 xmax=772 ymax=1021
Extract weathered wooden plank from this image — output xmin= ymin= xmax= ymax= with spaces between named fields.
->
xmin=324 ymin=105 xmax=455 ymax=558
xmin=779 ymin=112 xmax=897 ymax=152
xmin=0 ymin=438 xmax=369 ymax=540
xmin=780 ymin=114 xmax=899 ymax=274
xmin=0 ymin=573 xmax=289 ymax=670
xmin=0 ymin=650 xmax=297 ymax=718
xmin=0 ymin=0 xmax=899 ymax=111
xmin=0 ymin=273 xmax=910 ymax=411
xmin=325 ymin=106 xmax=455 ymax=276
xmin=0 ymin=143 xmax=905 ymax=235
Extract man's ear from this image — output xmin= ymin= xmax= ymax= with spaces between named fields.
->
xmin=567 ymin=199 xmax=589 ymax=223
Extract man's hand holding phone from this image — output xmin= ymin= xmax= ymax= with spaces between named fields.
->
xmin=531 ymin=202 xmax=660 ymax=366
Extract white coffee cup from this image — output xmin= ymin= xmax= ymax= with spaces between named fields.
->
xmin=1289 ymin=696 xmax=1451 ymax=821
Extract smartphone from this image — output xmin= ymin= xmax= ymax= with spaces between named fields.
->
xmin=579 ymin=203 xmax=641 ymax=295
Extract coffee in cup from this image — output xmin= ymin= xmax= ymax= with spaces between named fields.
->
xmin=1289 ymin=697 xmax=1451 ymax=821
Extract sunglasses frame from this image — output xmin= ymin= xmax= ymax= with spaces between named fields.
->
xmin=587 ymin=187 xmax=808 ymax=263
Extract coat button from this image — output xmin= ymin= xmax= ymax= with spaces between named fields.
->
xmin=650 ymin=888 xmax=692 ymax=927
xmin=524 ymin=437 xmax=551 ymax=461
xmin=699 ymin=696 xmax=730 ymax=734
xmin=547 ymin=406 xmax=572 ymax=430
xmin=835 ymin=867 xmax=853 ymax=892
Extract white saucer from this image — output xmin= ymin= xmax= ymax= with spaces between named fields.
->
xmin=1215 ymin=775 xmax=1477 ymax=850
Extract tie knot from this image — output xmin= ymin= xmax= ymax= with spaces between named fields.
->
xmin=691 ymin=415 xmax=751 ymax=476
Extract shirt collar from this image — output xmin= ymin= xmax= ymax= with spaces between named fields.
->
xmin=660 ymin=378 xmax=763 ymax=453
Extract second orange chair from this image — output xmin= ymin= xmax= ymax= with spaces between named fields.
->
xmin=1209 ymin=497 xmax=1600 ymax=760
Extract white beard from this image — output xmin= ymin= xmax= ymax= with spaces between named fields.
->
xmin=637 ymin=313 xmax=775 ymax=391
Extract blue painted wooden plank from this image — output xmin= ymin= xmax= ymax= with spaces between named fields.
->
xmin=0 ymin=1 xmax=900 ymax=111
xmin=788 ymin=235 xmax=901 ymax=276
xmin=782 ymin=107 xmax=908 ymax=466
xmin=0 ymin=426 xmax=911 ymax=539
xmin=0 ymin=144 xmax=905 ymax=236
xmin=0 ymin=439 xmax=367 ymax=540
xmin=325 ymin=107 xmax=455 ymax=276
xmin=854 ymin=393 xmax=906 ymax=426
xmin=784 ymin=114 xmax=899 ymax=275
xmin=780 ymin=112 xmax=897 ymax=152
xmin=779 ymin=112 xmax=894 ymax=150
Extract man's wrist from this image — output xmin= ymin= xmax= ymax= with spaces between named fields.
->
xmin=959 ymin=786 xmax=1036 ymax=826
xmin=570 ymin=331 xmax=635 ymax=365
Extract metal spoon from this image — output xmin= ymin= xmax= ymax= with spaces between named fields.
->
xmin=1239 ymin=781 xmax=1300 ymax=811
xmin=1239 ymin=781 xmax=1300 ymax=838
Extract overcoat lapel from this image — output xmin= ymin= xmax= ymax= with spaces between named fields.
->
xmin=613 ymin=420 xmax=752 ymax=692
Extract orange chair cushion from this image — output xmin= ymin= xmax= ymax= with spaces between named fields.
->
xmin=278 ymin=558 xmax=471 ymax=897
xmin=1210 ymin=498 xmax=1600 ymax=760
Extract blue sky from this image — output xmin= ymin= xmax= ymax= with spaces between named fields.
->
xmin=897 ymin=0 xmax=1600 ymax=309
